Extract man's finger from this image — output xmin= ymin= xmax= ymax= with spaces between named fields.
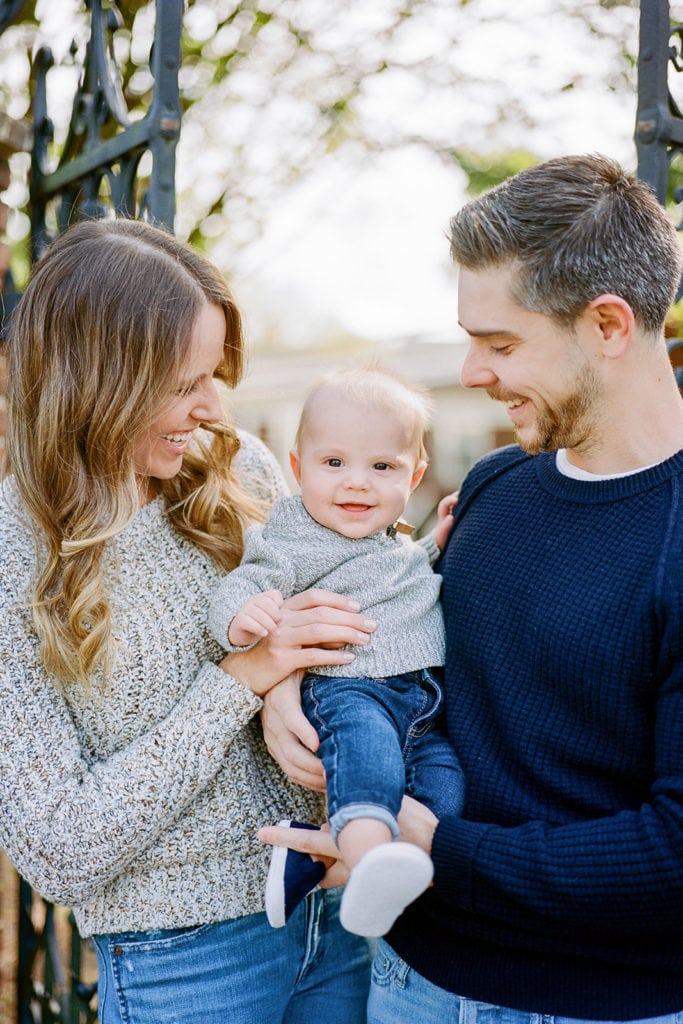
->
xmin=258 ymin=823 xmax=339 ymax=860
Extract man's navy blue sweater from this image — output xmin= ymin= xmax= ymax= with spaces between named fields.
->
xmin=389 ymin=445 xmax=683 ymax=1018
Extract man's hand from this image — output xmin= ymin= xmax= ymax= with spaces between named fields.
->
xmin=258 ymin=820 xmax=349 ymax=888
xmin=397 ymin=795 xmax=439 ymax=855
xmin=261 ymin=674 xmax=326 ymax=791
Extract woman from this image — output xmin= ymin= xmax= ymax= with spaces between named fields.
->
xmin=0 ymin=218 xmax=374 ymax=1023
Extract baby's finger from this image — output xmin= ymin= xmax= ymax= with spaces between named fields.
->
xmin=261 ymin=589 xmax=284 ymax=614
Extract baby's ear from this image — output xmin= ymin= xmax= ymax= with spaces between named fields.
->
xmin=289 ymin=449 xmax=302 ymax=484
xmin=410 ymin=461 xmax=428 ymax=491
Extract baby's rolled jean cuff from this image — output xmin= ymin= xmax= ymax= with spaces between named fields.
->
xmin=329 ymin=802 xmax=400 ymax=844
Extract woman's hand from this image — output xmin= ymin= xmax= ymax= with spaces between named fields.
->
xmin=261 ymin=674 xmax=326 ymax=791
xmin=257 ymin=821 xmax=349 ymax=888
xmin=219 ymin=588 xmax=376 ymax=697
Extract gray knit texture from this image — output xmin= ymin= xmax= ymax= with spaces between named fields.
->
xmin=208 ymin=495 xmax=445 ymax=677
xmin=0 ymin=433 xmax=325 ymax=937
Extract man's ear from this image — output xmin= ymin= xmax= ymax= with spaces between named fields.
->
xmin=585 ymin=294 xmax=636 ymax=358
xmin=289 ymin=449 xmax=302 ymax=485
xmin=410 ymin=461 xmax=428 ymax=491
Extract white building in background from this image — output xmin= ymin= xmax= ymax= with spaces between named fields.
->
xmin=227 ymin=334 xmax=513 ymax=534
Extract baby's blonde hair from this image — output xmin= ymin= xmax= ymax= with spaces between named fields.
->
xmin=294 ymin=365 xmax=432 ymax=464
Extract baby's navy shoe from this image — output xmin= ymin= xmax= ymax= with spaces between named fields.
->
xmin=265 ymin=820 xmax=327 ymax=928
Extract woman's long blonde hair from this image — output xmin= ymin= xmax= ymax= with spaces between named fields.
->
xmin=6 ymin=218 xmax=263 ymax=686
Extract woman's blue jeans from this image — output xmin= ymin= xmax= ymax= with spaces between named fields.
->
xmin=368 ymin=938 xmax=683 ymax=1024
xmin=93 ymin=888 xmax=372 ymax=1024
xmin=302 ymin=668 xmax=465 ymax=841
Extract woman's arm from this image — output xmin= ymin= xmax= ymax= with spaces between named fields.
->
xmin=0 ymin=652 xmax=262 ymax=907
xmin=0 ymin=583 xmax=375 ymax=907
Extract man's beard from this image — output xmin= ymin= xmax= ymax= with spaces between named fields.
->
xmin=500 ymin=363 xmax=603 ymax=456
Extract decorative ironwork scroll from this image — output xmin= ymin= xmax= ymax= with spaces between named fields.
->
xmin=636 ymin=0 xmax=683 ymax=384
xmin=0 ymin=0 xmax=27 ymax=34
xmin=30 ymin=0 xmax=183 ymax=259
xmin=17 ymin=878 xmax=97 ymax=1024
xmin=635 ymin=0 xmax=683 ymax=203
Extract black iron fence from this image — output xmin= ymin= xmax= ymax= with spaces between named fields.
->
xmin=0 ymin=0 xmax=182 ymax=322
xmin=0 ymin=2 xmax=182 ymax=1020
xmin=636 ymin=0 xmax=683 ymax=383
xmin=29 ymin=0 xmax=182 ymax=257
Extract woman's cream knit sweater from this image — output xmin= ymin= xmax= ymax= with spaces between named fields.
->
xmin=0 ymin=433 xmax=324 ymax=937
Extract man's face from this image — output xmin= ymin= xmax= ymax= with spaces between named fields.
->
xmin=457 ymin=264 xmax=604 ymax=455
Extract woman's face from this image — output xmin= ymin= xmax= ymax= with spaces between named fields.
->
xmin=132 ymin=302 xmax=227 ymax=501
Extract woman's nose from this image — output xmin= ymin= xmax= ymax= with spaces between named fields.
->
xmin=193 ymin=379 xmax=223 ymax=424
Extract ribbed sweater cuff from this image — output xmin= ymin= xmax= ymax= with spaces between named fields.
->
xmin=192 ymin=661 xmax=263 ymax=721
xmin=221 ymin=638 xmax=259 ymax=654
xmin=431 ymin=815 xmax=491 ymax=911
xmin=419 ymin=532 xmax=441 ymax=566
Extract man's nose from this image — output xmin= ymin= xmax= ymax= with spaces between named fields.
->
xmin=460 ymin=343 xmax=497 ymax=389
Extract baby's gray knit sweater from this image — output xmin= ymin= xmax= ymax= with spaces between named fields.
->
xmin=208 ymin=495 xmax=445 ymax=677
xmin=0 ymin=433 xmax=325 ymax=938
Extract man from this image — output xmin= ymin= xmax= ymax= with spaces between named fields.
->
xmin=259 ymin=154 xmax=683 ymax=1022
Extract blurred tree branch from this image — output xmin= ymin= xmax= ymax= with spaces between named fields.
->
xmin=0 ymin=0 xmax=640 ymax=277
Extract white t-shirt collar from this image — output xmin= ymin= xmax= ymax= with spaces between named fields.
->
xmin=555 ymin=448 xmax=659 ymax=481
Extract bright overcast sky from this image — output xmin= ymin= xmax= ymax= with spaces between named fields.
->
xmin=209 ymin=0 xmax=643 ymax=346
xmin=0 ymin=0 xmax=649 ymax=346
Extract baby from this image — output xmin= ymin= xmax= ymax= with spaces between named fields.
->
xmin=208 ymin=367 xmax=463 ymax=937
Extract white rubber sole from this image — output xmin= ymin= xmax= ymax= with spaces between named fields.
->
xmin=339 ymin=841 xmax=434 ymax=938
xmin=264 ymin=819 xmax=291 ymax=928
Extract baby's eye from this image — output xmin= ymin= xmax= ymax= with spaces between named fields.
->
xmin=374 ymin=462 xmax=391 ymax=471
xmin=326 ymin=458 xmax=343 ymax=467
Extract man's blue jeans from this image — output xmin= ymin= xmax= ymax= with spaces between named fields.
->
xmin=301 ymin=668 xmax=465 ymax=840
xmin=368 ymin=937 xmax=683 ymax=1024
xmin=93 ymin=888 xmax=372 ymax=1024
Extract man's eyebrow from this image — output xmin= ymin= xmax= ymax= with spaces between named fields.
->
xmin=457 ymin=322 xmax=520 ymax=340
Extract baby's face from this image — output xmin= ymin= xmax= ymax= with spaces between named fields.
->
xmin=290 ymin=394 xmax=426 ymax=539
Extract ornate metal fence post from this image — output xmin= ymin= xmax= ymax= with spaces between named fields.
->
xmin=636 ymin=0 xmax=683 ymax=383
xmin=636 ymin=0 xmax=678 ymax=201
xmin=30 ymin=0 xmax=182 ymax=258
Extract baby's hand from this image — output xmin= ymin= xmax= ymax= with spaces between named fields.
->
xmin=228 ymin=590 xmax=284 ymax=647
xmin=434 ymin=491 xmax=459 ymax=551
